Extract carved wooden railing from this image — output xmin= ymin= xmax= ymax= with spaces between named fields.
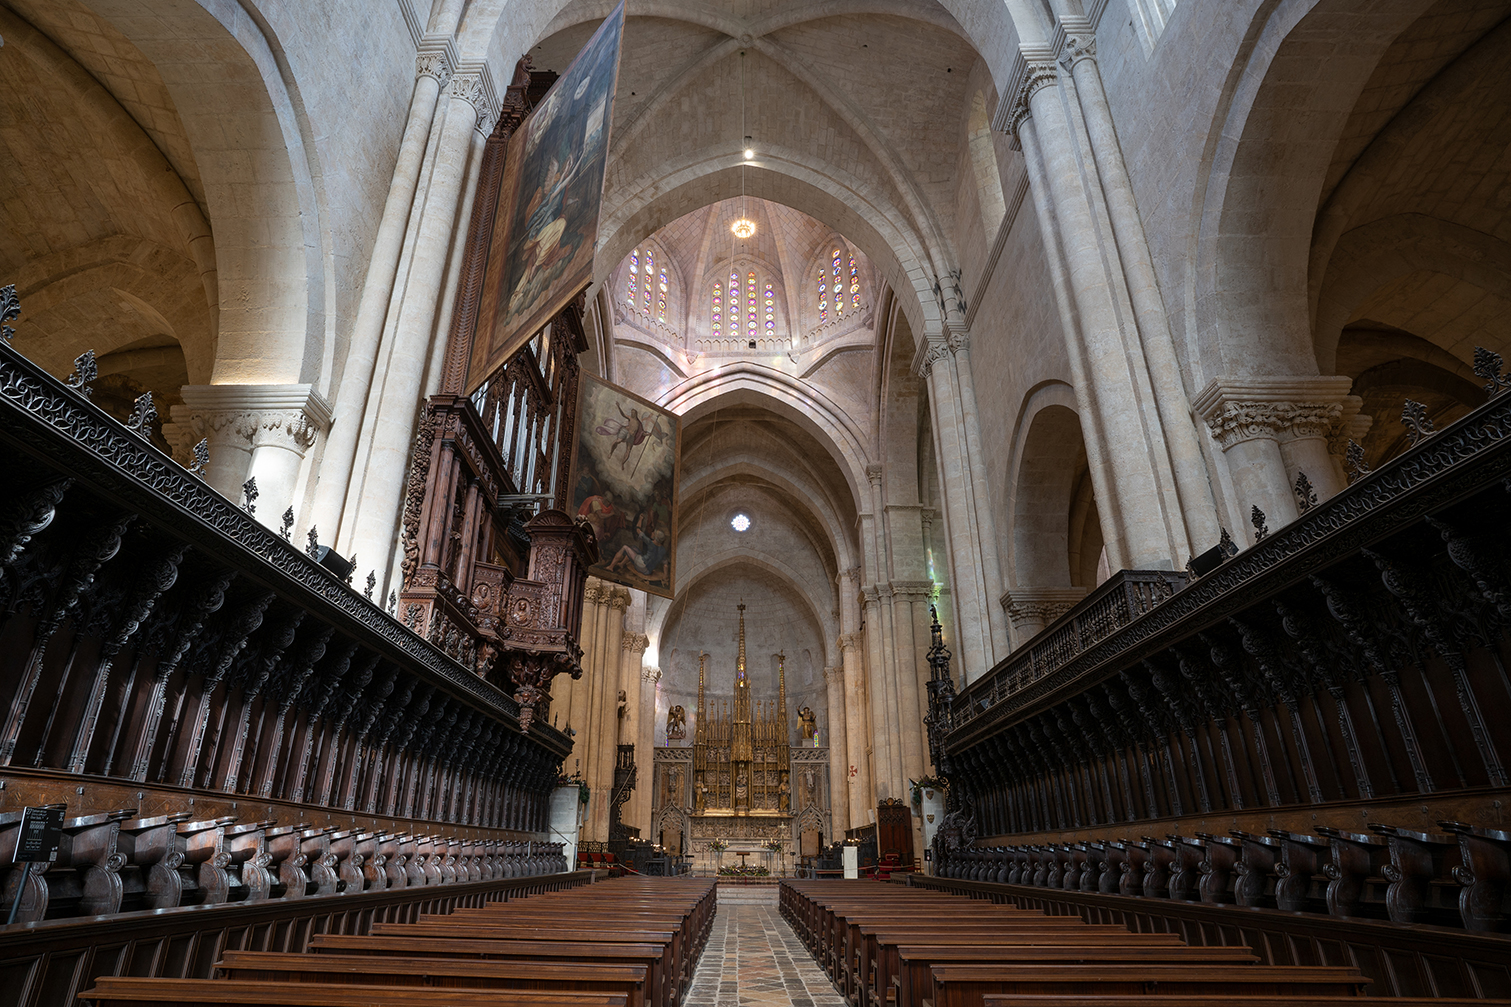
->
xmin=0 ymin=340 xmax=576 ymax=924
xmin=939 ymin=375 xmax=1511 ymax=868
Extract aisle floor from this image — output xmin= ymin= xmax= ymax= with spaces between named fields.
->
xmin=686 ymin=904 xmax=847 ymax=1007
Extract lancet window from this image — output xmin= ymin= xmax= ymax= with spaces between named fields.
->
xmin=816 ymin=246 xmax=861 ymax=322
xmin=625 ymin=245 xmax=670 ymax=322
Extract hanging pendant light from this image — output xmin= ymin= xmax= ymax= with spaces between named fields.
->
xmin=731 ymin=50 xmax=755 ymax=239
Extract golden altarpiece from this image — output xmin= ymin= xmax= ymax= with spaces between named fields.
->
xmin=650 ymin=605 xmax=832 ymax=860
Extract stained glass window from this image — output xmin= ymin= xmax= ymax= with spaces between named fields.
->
xmin=642 ymin=249 xmax=654 ymax=314
xmin=657 ymin=268 xmax=667 ymax=319
xmin=764 ymin=282 xmax=775 ymax=333
xmin=818 ymin=266 xmax=828 ymax=322
xmin=711 ymin=283 xmax=723 ymax=333
xmin=849 ymin=255 xmax=860 ymax=309
xmin=832 ymin=248 xmax=844 ymax=316
xmin=747 ymin=271 xmax=757 ymax=333
xmin=627 ymin=251 xmax=639 ymax=305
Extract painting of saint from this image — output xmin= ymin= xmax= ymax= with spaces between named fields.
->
xmin=569 ymin=374 xmax=680 ymax=597
xmin=466 ymin=2 xmax=625 ymax=393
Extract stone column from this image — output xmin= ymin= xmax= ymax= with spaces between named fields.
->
xmin=889 ymin=581 xmax=929 ymax=792
xmin=918 ymin=342 xmax=998 ymax=681
xmin=839 ymin=631 xmax=870 ymax=829
xmin=1010 ymin=59 xmax=1195 ymax=569
xmin=175 ymin=384 xmax=332 ymax=527
xmin=342 ymin=66 xmax=497 ymax=589
xmin=633 ymin=665 xmax=661 ymax=838
xmin=1001 ymin=586 xmax=1088 ymax=646
xmin=822 ymin=665 xmax=849 ymax=833
xmin=614 ymin=629 xmax=649 ymax=838
xmin=311 ymin=43 xmax=453 ymax=543
xmin=1057 ymin=28 xmax=1221 ymax=555
xmin=1192 ymin=377 xmax=1363 ymax=542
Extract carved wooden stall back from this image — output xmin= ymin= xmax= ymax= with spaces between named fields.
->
xmin=398 ymin=57 xmax=597 ymax=733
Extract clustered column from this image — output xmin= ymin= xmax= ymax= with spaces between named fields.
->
xmin=1007 ymin=23 xmax=1219 ymax=571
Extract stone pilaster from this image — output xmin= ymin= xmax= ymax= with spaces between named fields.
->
xmin=821 ymin=664 xmax=849 ymax=831
xmin=171 ymin=384 xmax=332 ymax=529
xmin=1193 ymin=376 xmax=1362 ymax=540
xmin=1001 ymin=586 xmax=1089 ymax=645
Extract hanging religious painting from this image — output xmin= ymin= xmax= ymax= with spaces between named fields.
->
xmin=568 ymin=374 xmax=680 ymax=598
xmin=466 ymin=1 xmax=625 ymax=394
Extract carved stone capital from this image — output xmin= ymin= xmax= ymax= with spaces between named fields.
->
xmin=837 ymin=632 xmax=863 ymax=654
xmin=623 ymin=631 xmax=649 ymax=652
xmin=175 ymin=384 xmax=332 ymax=457
xmin=1192 ymin=376 xmax=1358 ymax=450
xmin=946 ymin=326 xmax=970 ymax=354
xmin=1059 ymin=34 xmax=1097 ymax=70
xmin=415 ymin=48 xmax=453 ymax=87
xmin=823 ymin=665 xmax=844 ymax=685
xmin=447 ymin=64 xmax=499 ymax=134
xmin=890 ymin=580 xmax=935 ymax=600
xmin=608 ymin=587 xmax=631 ymax=610
xmin=1006 ymin=61 xmax=1057 ymax=139
xmin=584 ymin=582 xmax=606 ymax=604
xmin=866 ymin=463 xmax=884 ymax=486
xmin=642 ymin=665 xmax=662 ymax=683
xmin=1001 ymin=586 xmax=1087 ymax=634
xmin=914 ymin=337 xmax=952 ymax=379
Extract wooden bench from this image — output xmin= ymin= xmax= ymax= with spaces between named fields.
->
xmin=309 ymin=933 xmax=675 ymax=1007
xmin=215 ymin=951 xmax=649 ymax=1007
xmin=979 ymin=991 xmax=1511 ymax=997
xmin=883 ymin=938 xmax=1258 ymax=1006
xmin=77 ymin=978 xmax=627 ymax=1007
xmin=927 ymin=964 xmax=1370 ymax=1007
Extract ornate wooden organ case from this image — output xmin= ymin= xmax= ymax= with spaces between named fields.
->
xmin=398 ymin=60 xmax=596 ymax=731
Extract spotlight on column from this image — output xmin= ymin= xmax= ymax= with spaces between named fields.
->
xmin=313 ymin=546 xmax=354 ymax=582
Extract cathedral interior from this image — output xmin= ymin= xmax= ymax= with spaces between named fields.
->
xmin=0 ymin=0 xmax=1509 ymax=1001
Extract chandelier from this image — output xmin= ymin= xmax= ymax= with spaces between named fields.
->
xmin=731 ymin=218 xmax=755 ymax=238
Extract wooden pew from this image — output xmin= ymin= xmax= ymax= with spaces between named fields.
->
xmin=979 ymin=991 xmax=1511 ymax=997
xmin=78 ymin=977 xmax=625 ymax=1006
xmin=215 ymin=950 xmax=649 ymax=1007
xmin=309 ymin=933 xmax=674 ymax=1007
xmin=927 ymin=964 xmax=1370 ymax=1007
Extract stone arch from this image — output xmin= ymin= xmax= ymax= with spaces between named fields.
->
xmin=87 ymin=0 xmax=333 ymax=387
xmin=1315 ymin=215 xmax=1511 ymax=373
xmin=661 ymin=366 xmax=873 ymax=508
xmin=1192 ymin=0 xmax=1436 ymax=380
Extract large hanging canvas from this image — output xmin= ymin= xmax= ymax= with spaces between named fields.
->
xmin=467 ymin=1 xmax=625 ymax=394
xmin=569 ymin=374 xmax=680 ymax=598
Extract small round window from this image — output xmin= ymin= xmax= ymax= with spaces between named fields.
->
xmin=731 ymin=513 xmax=752 ymax=532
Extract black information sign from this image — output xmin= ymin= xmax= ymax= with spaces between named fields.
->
xmin=15 ymin=805 xmax=65 ymax=864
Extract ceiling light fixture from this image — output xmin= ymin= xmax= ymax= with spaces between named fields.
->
xmin=731 ymin=218 xmax=755 ymax=238
xmin=743 ymin=148 xmax=755 ymax=160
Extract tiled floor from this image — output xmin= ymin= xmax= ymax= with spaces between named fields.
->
xmin=687 ymin=903 xmax=847 ymax=1007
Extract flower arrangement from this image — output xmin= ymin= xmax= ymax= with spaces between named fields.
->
xmin=718 ymin=864 xmax=769 ymax=877
xmin=909 ymin=775 xmax=946 ymax=807
xmin=762 ymin=839 xmax=784 ymax=853
xmin=557 ymin=771 xmax=590 ymax=805
xmin=708 ymin=838 xmax=729 ymax=853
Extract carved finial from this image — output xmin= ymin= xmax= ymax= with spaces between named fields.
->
xmin=188 ymin=438 xmax=209 ymax=478
xmin=365 ymin=571 xmax=376 ymax=600
xmin=344 ymin=554 xmax=356 ymax=585
xmin=387 ymin=590 xmax=397 ymax=616
xmin=305 ymin=526 xmax=320 ymax=559
xmin=241 ymin=477 xmax=258 ymax=516
xmin=1402 ymin=399 xmax=1433 ymax=446
xmin=1218 ymin=527 xmax=1238 ymax=558
xmin=1251 ymin=505 xmax=1268 ymax=541
xmin=66 ymin=350 xmax=97 ymax=398
xmin=1474 ymin=347 xmax=1511 ymax=398
xmin=1293 ymin=471 xmax=1317 ymax=513
xmin=0 ymin=284 xmax=19 ymax=344
xmin=279 ymin=506 xmax=294 ymax=541
xmin=126 ymin=392 xmax=157 ymax=436
xmin=1344 ymin=439 xmax=1370 ymax=484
